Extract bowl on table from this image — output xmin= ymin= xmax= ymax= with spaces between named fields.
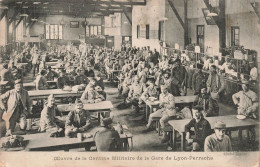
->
xmin=236 ymin=115 xmax=246 ymax=120
xmin=148 ymin=97 xmax=157 ymax=102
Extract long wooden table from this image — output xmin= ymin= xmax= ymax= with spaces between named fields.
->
xmin=23 ymin=81 xmax=57 ymax=90
xmin=144 ymin=96 xmax=196 ymax=121
xmin=46 ymin=62 xmax=58 ymax=66
xmin=22 ymin=125 xmax=133 ymax=151
xmin=57 ymin=101 xmax=113 ymax=122
xmin=168 ymin=115 xmax=259 ymax=151
xmin=28 ymin=89 xmax=83 ymax=100
xmin=57 ymin=101 xmax=113 ymax=112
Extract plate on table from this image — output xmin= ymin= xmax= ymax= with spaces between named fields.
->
xmin=236 ymin=115 xmax=246 ymax=120
xmin=148 ymin=97 xmax=157 ymax=102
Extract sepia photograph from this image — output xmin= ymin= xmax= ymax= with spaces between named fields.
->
xmin=0 ymin=0 xmax=259 ymax=166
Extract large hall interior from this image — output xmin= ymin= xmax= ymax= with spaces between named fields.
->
xmin=0 ymin=0 xmax=259 ymax=152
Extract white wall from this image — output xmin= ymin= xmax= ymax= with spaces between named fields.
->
xmin=29 ymin=15 xmax=94 ymax=41
xmin=226 ymin=0 xmax=260 ymax=59
xmin=0 ymin=16 xmax=7 ymax=46
xmin=187 ymin=0 xmax=220 ymax=54
xmin=132 ymin=0 xmax=165 ymax=51
xmin=165 ymin=0 xmax=185 ymax=49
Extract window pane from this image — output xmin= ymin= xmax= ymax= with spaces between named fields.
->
xmin=50 ymin=25 xmax=55 ymax=39
xmin=86 ymin=26 xmax=90 ymax=37
xmin=98 ymin=26 xmax=101 ymax=35
xmin=93 ymin=26 xmax=98 ymax=35
xmin=235 ymin=28 xmax=239 ymax=34
xmin=54 ymin=25 xmax=58 ymax=39
xmin=46 ymin=25 xmax=49 ymax=39
xmin=90 ymin=26 xmax=94 ymax=35
xmin=59 ymin=25 xmax=63 ymax=39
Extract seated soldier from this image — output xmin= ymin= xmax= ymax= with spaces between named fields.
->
xmin=65 ymin=99 xmax=93 ymax=138
xmin=144 ymin=85 xmax=176 ymax=143
xmin=57 ymin=69 xmax=70 ymax=89
xmin=139 ymin=78 xmax=159 ymax=105
xmin=204 ymin=121 xmax=232 ymax=152
xmin=155 ymin=70 xmax=172 ymax=93
xmin=94 ymin=117 xmax=122 ymax=151
xmin=81 ymin=85 xmax=105 ymax=104
xmin=35 ymin=70 xmax=48 ymax=90
xmin=39 ymin=94 xmax=64 ymax=137
xmin=74 ymin=68 xmax=89 ymax=85
xmin=84 ymin=64 xmax=95 ymax=77
xmin=185 ymin=106 xmax=212 ymax=151
xmin=193 ymin=88 xmax=218 ymax=117
xmin=121 ymin=72 xmax=133 ymax=101
xmin=127 ymin=76 xmax=145 ymax=113
xmin=46 ymin=66 xmax=59 ymax=81
xmin=232 ymin=80 xmax=258 ymax=118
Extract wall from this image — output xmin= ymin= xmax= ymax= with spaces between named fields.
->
xmin=226 ymin=0 xmax=260 ymax=60
xmin=105 ymin=13 xmax=121 ymax=49
xmin=0 ymin=16 xmax=7 ymax=46
xmin=132 ymin=0 xmax=165 ymax=51
xmin=121 ymin=12 xmax=132 ymax=36
xmin=187 ymin=0 xmax=220 ymax=54
xmin=165 ymin=0 xmax=185 ymax=49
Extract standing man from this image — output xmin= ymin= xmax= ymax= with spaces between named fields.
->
xmin=192 ymin=64 xmax=206 ymax=95
xmin=0 ymin=79 xmax=32 ymax=136
xmin=185 ymin=106 xmax=212 ymax=151
xmin=204 ymin=121 xmax=232 ymax=152
xmin=31 ymin=49 xmax=40 ymax=77
xmin=171 ymin=58 xmax=188 ymax=96
xmin=206 ymin=65 xmax=224 ymax=115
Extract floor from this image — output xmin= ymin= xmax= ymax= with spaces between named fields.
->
xmin=0 ymin=69 xmax=259 ymax=152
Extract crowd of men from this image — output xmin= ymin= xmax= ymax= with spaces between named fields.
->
xmin=0 ymin=41 xmax=258 ymax=152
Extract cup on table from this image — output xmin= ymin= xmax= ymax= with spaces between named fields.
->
xmin=77 ymin=133 xmax=83 ymax=142
xmin=26 ymin=119 xmax=32 ymax=130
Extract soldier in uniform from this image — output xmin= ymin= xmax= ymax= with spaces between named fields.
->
xmin=65 ymin=99 xmax=93 ymax=138
xmin=35 ymin=70 xmax=48 ymax=90
xmin=39 ymin=94 xmax=64 ymax=136
xmin=144 ymin=85 xmax=176 ymax=142
xmin=81 ymin=83 xmax=105 ymax=104
xmin=46 ymin=66 xmax=59 ymax=81
xmin=94 ymin=117 xmax=122 ymax=151
xmin=139 ymin=79 xmax=159 ymax=105
xmin=57 ymin=69 xmax=70 ymax=89
xmin=127 ymin=76 xmax=146 ymax=113
xmin=0 ymin=79 xmax=32 ymax=136
xmin=74 ymin=68 xmax=89 ymax=85
xmin=171 ymin=58 xmax=188 ymax=96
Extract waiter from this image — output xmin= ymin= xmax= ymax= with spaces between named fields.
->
xmin=0 ymin=79 xmax=32 ymax=136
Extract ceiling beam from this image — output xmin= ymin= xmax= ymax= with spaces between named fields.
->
xmin=184 ymin=0 xmax=188 ymax=46
xmin=251 ymin=2 xmax=260 ymax=22
xmin=203 ymin=0 xmax=220 ymax=27
xmin=122 ymin=7 xmax=132 ymax=25
xmin=15 ymin=17 xmax=23 ymax=28
xmin=168 ymin=0 xmax=184 ymax=29
xmin=0 ymin=10 xmax=8 ymax=22
xmin=7 ymin=0 xmax=146 ymax=6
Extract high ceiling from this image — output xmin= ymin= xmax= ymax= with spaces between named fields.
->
xmin=0 ymin=0 xmax=146 ymax=17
